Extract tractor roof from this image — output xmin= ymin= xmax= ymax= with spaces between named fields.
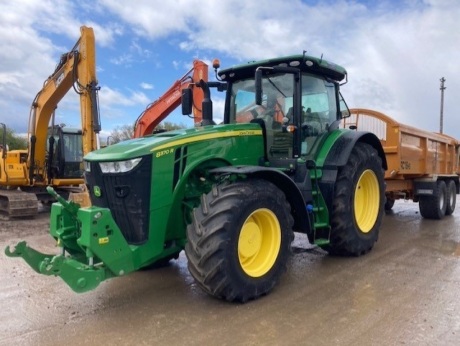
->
xmin=218 ymin=54 xmax=347 ymax=83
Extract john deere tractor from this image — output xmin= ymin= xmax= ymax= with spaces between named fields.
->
xmin=6 ymin=54 xmax=386 ymax=302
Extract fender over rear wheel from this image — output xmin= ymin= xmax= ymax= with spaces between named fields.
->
xmin=185 ymin=179 xmax=294 ymax=303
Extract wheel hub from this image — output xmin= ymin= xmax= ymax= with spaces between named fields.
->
xmin=239 ymin=220 xmax=262 ymax=258
xmin=354 ymin=169 xmax=380 ymax=233
xmin=238 ymin=208 xmax=281 ymax=277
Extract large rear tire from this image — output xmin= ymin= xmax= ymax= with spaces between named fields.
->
xmin=185 ymin=179 xmax=294 ymax=302
xmin=445 ymin=180 xmax=457 ymax=216
xmin=326 ymin=142 xmax=385 ymax=256
xmin=419 ymin=180 xmax=447 ymax=220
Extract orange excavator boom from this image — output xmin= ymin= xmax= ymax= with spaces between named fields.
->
xmin=133 ymin=60 xmax=208 ymax=138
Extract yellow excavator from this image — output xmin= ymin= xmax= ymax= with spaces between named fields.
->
xmin=0 ymin=26 xmax=101 ymax=218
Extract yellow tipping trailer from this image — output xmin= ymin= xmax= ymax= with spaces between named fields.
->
xmin=344 ymin=108 xmax=459 ymax=219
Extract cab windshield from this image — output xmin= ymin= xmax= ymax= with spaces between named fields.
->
xmin=228 ymin=72 xmax=338 ymax=157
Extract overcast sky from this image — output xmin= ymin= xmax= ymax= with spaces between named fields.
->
xmin=1 ymin=0 xmax=459 ymax=140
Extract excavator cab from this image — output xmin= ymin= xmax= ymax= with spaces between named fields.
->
xmin=47 ymin=126 xmax=84 ymax=180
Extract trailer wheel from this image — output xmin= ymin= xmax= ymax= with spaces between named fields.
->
xmin=445 ymin=180 xmax=457 ymax=216
xmin=326 ymin=142 xmax=385 ymax=256
xmin=142 ymin=252 xmax=181 ymax=269
xmin=185 ymin=179 xmax=293 ymax=302
xmin=419 ymin=180 xmax=447 ymax=219
xmin=384 ymin=197 xmax=395 ymax=211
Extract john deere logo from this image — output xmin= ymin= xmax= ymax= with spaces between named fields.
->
xmin=93 ymin=186 xmax=102 ymax=197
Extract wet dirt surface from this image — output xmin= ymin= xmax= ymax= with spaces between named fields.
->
xmin=1 ymin=200 xmax=459 ymax=346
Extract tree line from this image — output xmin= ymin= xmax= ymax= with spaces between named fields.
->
xmin=1 ymin=122 xmax=186 ymax=150
xmin=0 ymin=126 xmax=27 ymax=150
xmin=106 ymin=121 xmax=185 ymax=145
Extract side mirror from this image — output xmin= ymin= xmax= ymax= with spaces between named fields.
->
xmin=338 ymin=92 xmax=351 ymax=119
xmin=255 ymin=69 xmax=263 ymax=105
xmin=181 ymin=88 xmax=193 ymax=115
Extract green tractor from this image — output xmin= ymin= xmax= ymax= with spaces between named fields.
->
xmin=6 ymin=54 xmax=387 ymax=302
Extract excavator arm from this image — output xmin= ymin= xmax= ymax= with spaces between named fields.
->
xmin=28 ymin=26 xmax=100 ymax=184
xmin=133 ymin=60 xmax=208 ymax=138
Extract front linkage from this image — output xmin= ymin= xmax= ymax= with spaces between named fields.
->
xmin=5 ymin=187 xmax=149 ymax=292
xmin=5 ymin=240 xmax=111 ymax=293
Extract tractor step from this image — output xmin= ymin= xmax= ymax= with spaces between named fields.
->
xmin=314 ymin=222 xmax=329 ymax=229
xmin=312 ymin=206 xmax=325 ymax=213
xmin=314 ymin=238 xmax=330 ymax=246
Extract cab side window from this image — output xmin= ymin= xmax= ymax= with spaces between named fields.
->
xmin=301 ymin=75 xmax=337 ymax=155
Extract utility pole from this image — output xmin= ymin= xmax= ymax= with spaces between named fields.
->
xmin=439 ymin=77 xmax=446 ymax=134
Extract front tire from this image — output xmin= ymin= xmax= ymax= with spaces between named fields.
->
xmin=185 ymin=179 xmax=294 ymax=302
xmin=326 ymin=142 xmax=385 ymax=256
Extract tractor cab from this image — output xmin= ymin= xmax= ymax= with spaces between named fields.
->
xmin=219 ymin=55 xmax=351 ymax=169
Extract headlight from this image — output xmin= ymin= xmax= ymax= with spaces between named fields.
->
xmin=99 ymin=158 xmax=142 ymax=173
xmin=84 ymin=160 xmax=91 ymax=172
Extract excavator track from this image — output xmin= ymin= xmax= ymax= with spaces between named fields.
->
xmin=0 ymin=189 xmax=38 ymax=219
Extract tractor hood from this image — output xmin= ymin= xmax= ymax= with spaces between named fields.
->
xmin=85 ymin=123 xmax=263 ymax=162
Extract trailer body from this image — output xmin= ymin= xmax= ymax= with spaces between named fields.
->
xmin=345 ymin=108 xmax=459 ymax=217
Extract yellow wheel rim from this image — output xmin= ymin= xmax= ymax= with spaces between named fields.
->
xmin=354 ymin=169 xmax=380 ymax=233
xmin=238 ymin=208 xmax=281 ymax=277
